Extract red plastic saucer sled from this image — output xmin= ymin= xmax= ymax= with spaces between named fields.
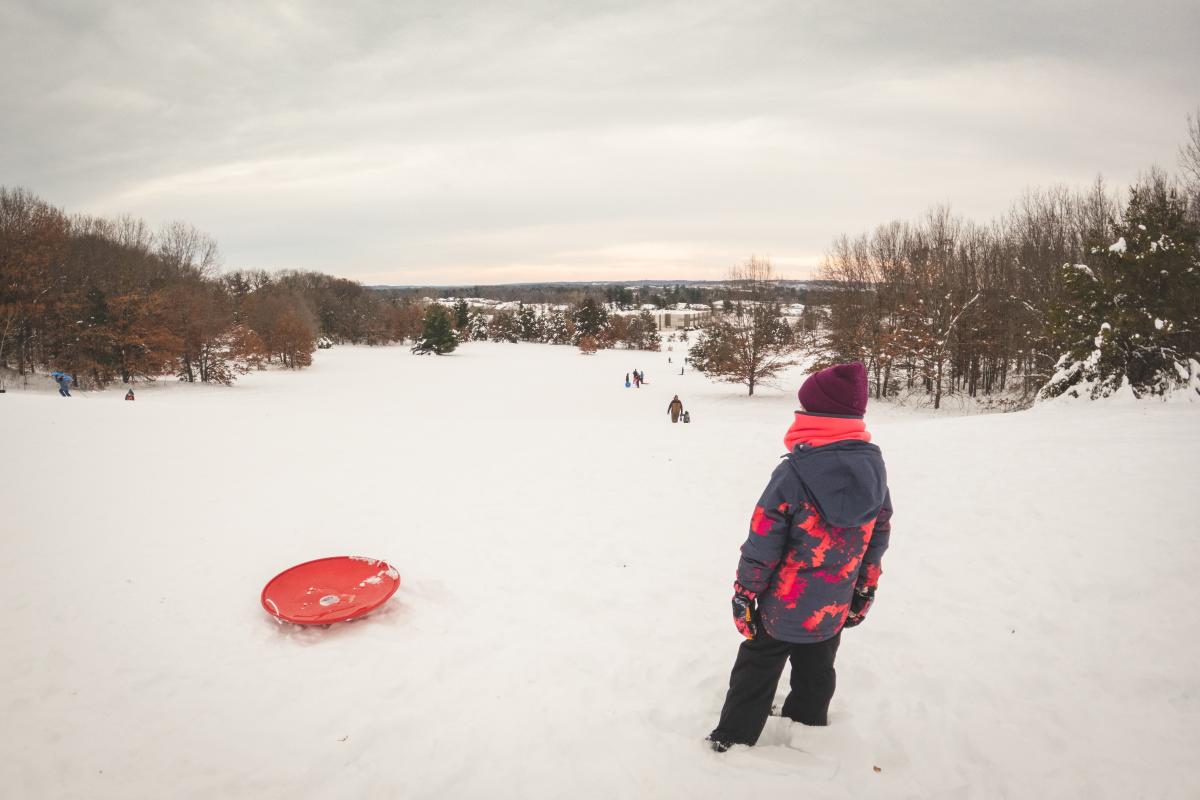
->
xmin=261 ymin=556 xmax=400 ymax=625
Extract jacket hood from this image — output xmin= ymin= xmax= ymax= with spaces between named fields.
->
xmin=786 ymin=440 xmax=887 ymax=528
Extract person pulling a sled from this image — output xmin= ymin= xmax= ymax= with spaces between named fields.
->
xmin=708 ymin=362 xmax=893 ymax=752
xmin=667 ymin=395 xmax=684 ymax=423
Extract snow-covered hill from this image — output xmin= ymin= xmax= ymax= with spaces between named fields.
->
xmin=1 ymin=344 xmax=1197 ymax=799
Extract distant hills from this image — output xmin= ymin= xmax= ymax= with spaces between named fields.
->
xmin=368 ymin=279 xmax=839 ymax=291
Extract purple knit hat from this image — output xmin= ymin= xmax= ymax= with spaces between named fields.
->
xmin=797 ymin=363 xmax=868 ymax=417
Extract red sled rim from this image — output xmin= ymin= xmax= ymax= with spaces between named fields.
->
xmin=261 ymin=556 xmax=400 ymax=625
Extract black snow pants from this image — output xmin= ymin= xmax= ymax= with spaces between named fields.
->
xmin=710 ymin=629 xmax=841 ymax=746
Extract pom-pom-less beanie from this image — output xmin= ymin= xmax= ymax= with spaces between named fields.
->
xmin=797 ymin=363 xmax=869 ymax=417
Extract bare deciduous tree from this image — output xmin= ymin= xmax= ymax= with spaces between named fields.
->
xmin=690 ymin=257 xmax=799 ymax=395
xmin=1181 ymin=108 xmax=1200 ymax=222
xmin=819 ymin=186 xmax=1119 ymax=407
xmin=158 ymin=221 xmax=220 ymax=278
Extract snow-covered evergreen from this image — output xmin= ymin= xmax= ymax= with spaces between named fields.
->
xmin=1041 ymin=179 xmax=1200 ymax=400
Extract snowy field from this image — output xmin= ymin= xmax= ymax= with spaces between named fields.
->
xmin=2 ymin=343 xmax=1198 ymax=799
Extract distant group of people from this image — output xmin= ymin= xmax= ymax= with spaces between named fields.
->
xmin=48 ymin=371 xmax=136 ymax=399
xmin=621 ymin=362 xmax=692 ymax=423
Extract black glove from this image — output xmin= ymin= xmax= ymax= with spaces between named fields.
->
xmin=842 ymin=585 xmax=875 ymax=629
xmin=732 ymin=582 xmax=758 ymax=639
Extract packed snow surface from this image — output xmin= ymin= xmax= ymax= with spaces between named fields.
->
xmin=2 ymin=344 xmax=1198 ymax=799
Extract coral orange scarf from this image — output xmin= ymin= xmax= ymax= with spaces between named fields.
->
xmin=783 ymin=413 xmax=871 ymax=450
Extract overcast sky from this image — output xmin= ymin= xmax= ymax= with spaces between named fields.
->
xmin=3 ymin=1 xmax=1198 ymax=284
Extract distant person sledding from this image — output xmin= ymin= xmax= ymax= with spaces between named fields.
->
xmin=51 ymin=372 xmax=73 ymax=397
xmin=667 ymin=395 xmax=684 ymax=423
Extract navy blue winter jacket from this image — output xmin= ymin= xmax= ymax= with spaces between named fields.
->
xmin=736 ymin=440 xmax=892 ymax=643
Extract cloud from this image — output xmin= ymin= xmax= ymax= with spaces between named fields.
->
xmin=2 ymin=0 xmax=1197 ymax=283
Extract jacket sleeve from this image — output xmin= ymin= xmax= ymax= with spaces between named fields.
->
xmin=856 ymin=489 xmax=892 ymax=590
xmin=735 ymin=462 xmax=799 ymax=595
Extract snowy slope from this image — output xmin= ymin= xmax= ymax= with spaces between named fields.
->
xmin=1 ymin=343 xmax=1197 ymax=799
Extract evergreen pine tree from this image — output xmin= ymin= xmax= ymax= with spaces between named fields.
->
xmin=572 ymin=297 xmax=608 ymax=343
xmin=467 ymin=311 xmax=490 ymax=341
xmin=1041 ymin=177 xmax=1200 ymax=398
xmin=621 ymin=310 xmax=661 ymax=351
xmin=452 ymin=299 xmax=469 ymax=330
xmin=544 ymin=310 xmax=574 ymax=344
xmin=411 ymin=305 xmax=459 ymax=355
xmin=517 ymin=304 xmax=542 ymax=341
xmin=489 ymin=310 xmax=520 ymax=343
xmin=637 ymin=310 xmax=661 ymax=350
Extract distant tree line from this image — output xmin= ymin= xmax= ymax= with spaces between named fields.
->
xmin=0 ymin=188 xmax=425 ymax=387
xmin=452 ymin=298 xmax=662 ymax=352
xmin=400 ymin=279 xmax=824 ymax=310
xmin=816 ymin=112 xmax=1200 ymax=406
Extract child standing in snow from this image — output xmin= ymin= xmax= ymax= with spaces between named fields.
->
xmin=708 ymin=363 xmax=893 ymax=751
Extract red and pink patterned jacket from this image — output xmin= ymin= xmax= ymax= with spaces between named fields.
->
xmin=736 ymin=422 xmax=892 ymax=643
